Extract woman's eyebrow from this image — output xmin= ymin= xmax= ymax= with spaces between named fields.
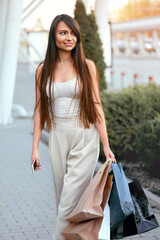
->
xmin=59 ymin=29 xmax=68 ymax=32
xmin=59 ymin=29 xmax=73 ymax=33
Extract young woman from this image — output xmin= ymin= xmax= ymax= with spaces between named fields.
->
xmin=31 ymin=14 xmax=116 ymax=240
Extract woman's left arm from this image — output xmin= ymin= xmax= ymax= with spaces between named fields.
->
xmin=86 ymin=60 xmax=116 ymax=163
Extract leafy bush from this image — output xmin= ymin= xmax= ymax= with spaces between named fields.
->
xmin=99 ymin=83 xmax=160 ymax=163
xmin=135 ymin=118 xmax=160 ymax=178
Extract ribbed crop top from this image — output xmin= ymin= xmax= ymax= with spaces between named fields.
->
xmin=46 ymin=77 xmax=80 ymax=117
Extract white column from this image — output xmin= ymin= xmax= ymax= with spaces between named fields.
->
xmin=137 ymin=32 xmax=146 ymax=56
xmin=152 ymin=30 xmax=160 ymax=56
xmin=94 ymin=0 xmax=111 ymax=67
xmin=0 ymin=0 xmax=23 ymax=125
xmin=0 ymin=0 xmax=8 ymax=66
xmin=124 ymin=32 xmax=132 ymax=56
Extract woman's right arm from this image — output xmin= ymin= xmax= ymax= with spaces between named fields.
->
xmin=30 ymin=65 xmax=43 ymax=170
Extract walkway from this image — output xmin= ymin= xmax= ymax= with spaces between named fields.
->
xmin=0 ymin=118 xmax=56 ymax=240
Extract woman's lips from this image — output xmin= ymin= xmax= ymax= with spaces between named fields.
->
xmin=64 ymin=43 xmax=73 ymax=46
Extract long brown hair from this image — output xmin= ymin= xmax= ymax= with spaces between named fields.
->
xmin=34 ymin=14 xmax=101 ymax=130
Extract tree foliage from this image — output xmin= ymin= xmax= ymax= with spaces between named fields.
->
xmin=74 ymin=0 xmax=107 ymax=90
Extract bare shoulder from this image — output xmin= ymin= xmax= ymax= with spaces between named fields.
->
xmin=35 ymin=62 xmax=44 ymax=83
xmin=85 ymin=59 xmax=97 ymax=76
xmin=36 ymin=62 xmax=43 ymax=76
xmin=85 ymin=59 xmax=100 ymax=98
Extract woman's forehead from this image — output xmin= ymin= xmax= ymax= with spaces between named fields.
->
xmin=56 ymin=21 xmax=72 ymax=31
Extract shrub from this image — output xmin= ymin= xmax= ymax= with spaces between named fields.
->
xmin=99 ymin=83 xmax=160 ymax=163
xmin=135 ymin=118 xmax=160 ymax=178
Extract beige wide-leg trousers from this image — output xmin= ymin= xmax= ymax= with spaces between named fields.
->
xmin=49 ymin=116 xmax=100 ymax=240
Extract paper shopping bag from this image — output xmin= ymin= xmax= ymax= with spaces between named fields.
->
xmin=63 ymin=218 xmax=103 ymax=240
xmin=63 ymin=174 xmax=113 ymax=240
xmin=66 ymin=161 xmax=112 ymax=223
xmin=109 ymin=163 xmax=134 ymax=231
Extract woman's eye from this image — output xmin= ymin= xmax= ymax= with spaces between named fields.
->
xmin=59 ymin=31 xmax=76 ymax=36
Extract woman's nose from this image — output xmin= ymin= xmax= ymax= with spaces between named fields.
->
xmin=66 ymin=33 xmax=72 ymax=40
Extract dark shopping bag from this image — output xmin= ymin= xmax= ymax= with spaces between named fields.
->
xmin=109 ymin=163 xmax=134 ymax=231
xmin=123 ymin=180 xmax=159 ymax=237
xmin=110 ymin=222 xmax=123 ymax=239
xmin=111 ymin=180 xmax=159 ymax=239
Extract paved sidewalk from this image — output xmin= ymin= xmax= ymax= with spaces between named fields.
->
xmin=0 ymin=117 xmax=160 ymax=240
xmin=0 ymin=118 xmax=56 ymax=240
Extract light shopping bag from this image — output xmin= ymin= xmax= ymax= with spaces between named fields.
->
xmin=98 ymin=202 xmax=110 ymax=240
xmin=63 ymin=170 xmax=113 ymax=240
xmin=62 ymin=218 xmax=103 ymax=240
xmin=66 ymin=161 xmax=112 ymax=223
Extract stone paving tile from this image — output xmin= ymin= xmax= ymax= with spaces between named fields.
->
xmin=0 ymin=118 xmax=56 ymax=240
xmin=0 ymin=118 xmax=160 ymax=240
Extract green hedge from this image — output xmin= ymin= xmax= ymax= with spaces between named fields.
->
xmin=135 ymin=118 xmax=160 ymax=178
xmin=99 ymin=83 xmax=160 ymax=178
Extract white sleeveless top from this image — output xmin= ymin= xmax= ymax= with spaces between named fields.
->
xmin=46 ymin=77 xmax=80 ymax=117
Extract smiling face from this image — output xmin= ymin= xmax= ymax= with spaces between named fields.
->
xmin=55 ymin=21 xmax=77 ymax=52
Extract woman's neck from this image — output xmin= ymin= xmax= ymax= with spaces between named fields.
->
xmin=58 ymin=50 xmax=72 ymax=64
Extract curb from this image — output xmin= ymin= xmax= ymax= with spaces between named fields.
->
xmin=144 ymin=188 xmax=160 ymax=210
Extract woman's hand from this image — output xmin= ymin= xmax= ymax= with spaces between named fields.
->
xmin=31 ymin=149 xmax=41 ymax=171
xmin=103 ymin=145 xmax=116 ymax=163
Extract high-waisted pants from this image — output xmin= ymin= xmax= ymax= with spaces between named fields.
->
xmin=49 ymin=116 xmax=100 ymax=240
